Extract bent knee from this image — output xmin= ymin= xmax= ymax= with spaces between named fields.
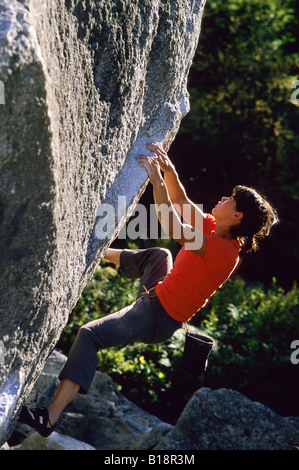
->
xmin=76 ymin=323 xmax=98 ymax=345
xmin=76 ymin=324 xmax=92 ymax=342
xmin=77 ymin=318 xmax=107 ymax=349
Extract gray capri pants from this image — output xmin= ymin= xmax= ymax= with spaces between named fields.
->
xmin=59 ymin=248 xmax=182 ymax=394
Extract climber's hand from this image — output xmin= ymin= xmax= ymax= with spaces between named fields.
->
xmin=136 ymin=154 xmax=163 ymax=185
xmin=147 ymin=142 xmax=175 ymax=174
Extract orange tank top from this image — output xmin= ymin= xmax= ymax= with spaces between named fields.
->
xmin=155 ymin=214 xmax=240 ymax=322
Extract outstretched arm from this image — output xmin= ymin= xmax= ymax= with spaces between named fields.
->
xmin=146 ymin=142 xmax=204 ymax=230
xmin=136 ymin=153 xmax=206 ymax=256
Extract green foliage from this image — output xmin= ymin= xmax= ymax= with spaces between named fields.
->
xmin=197 ymin=277 xmax=299 ymax=361
xmin=96 ymin=331 xmax=185 ymax=406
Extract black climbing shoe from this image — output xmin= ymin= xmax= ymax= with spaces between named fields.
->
xmin=18 ymin=406 xmax=57 ymax=438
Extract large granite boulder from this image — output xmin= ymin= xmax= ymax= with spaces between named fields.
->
xmin=0 ymin=0 xmax=206 ymax=444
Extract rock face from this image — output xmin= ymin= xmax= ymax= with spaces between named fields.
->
xmin=0 ymin=0 xmax=206 ymax=444
xmin=15 ymin=431 xmax=97 ymax=451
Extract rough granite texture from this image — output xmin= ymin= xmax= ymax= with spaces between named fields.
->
xmin=154 ymin=388 xmax=299 ymax=450
xmin=0 ymin=0 xmax=206 ymax=444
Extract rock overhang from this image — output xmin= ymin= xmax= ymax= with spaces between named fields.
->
xmin=0 ymin=0 xmax=206 ymax=445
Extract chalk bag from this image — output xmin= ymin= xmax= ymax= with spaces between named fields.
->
xmin=182 ymin=327 xmax=214 ymax=376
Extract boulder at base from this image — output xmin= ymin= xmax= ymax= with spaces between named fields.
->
xmin=155 ymin=387 xmax=299 ymax=450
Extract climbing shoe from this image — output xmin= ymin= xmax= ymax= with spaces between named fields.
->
xmin=18 ymin=406 xmax=57 ymax=438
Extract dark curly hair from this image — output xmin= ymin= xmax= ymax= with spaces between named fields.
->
xmin=230 ymin=185 xmax=279 ymax=253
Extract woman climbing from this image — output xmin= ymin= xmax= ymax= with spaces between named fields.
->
xmin=19 ymin=141 xmax=278 ymax=437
